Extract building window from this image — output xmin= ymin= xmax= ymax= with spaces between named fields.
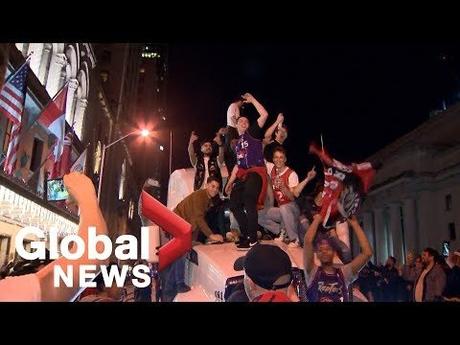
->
xmin=128 ymin=200 xmax=135 ymax=220
xmin=445 ymin=194 xmax=452 ymax=211
xmin=119 ymin=159 xmax=126 ymax=200
xmin=29 ymin=138 xmax=44 ymax=172
xmin=2 ymin=120 xmax=13 ymax=153
xmin=94 ymin=141 xmax=102 ymax=174
xmin=449 ymin=223 xmax=456 ymax=241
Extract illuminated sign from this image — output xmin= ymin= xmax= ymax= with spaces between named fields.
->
xmin=0 ymin=185 xmax=77 ymax=236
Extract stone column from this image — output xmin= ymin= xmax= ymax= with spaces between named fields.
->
xmin=73 ymin=98 xmax=88 ymax=139
xmin=389 ymin=204 xmax=404 ymax=264
xmin=374 ymin=208 xmax=387 ymax=265
xmin=38 ymin=43 xmax=52 ymax=86
xmin=403 ymin=198 xmax=418 ymax=256
xmin=46 ymin=53 xmax=67 ymax=97
xmin=27 ymin=43 xmax=44 ymax=78
xmin=66 ymin=78 xmax=79 ymax=125
xmin=417 ymin=190 xmax=434 ymax=249
xmin=362 ymin=211 xmax=376 ymax=261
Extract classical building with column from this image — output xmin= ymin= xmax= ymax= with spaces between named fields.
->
xmin=358 ymin=104 xmax=460 ymax=265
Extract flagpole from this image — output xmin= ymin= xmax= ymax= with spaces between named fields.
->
xmin=0 ymin=52 xmax=33 ymax=89
xmin=0 ymin=53 xmax=33 ymax=175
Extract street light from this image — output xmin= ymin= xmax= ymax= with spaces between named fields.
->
xmin=97 ymin=129 xmax=150 ymax=203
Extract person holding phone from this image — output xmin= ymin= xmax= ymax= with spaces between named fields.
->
xmin=0 ymin=172 xmax=109 ymax=301
xmin=46 ymin=178 xmax=70 ymax=201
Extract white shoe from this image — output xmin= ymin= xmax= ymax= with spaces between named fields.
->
xmin=274 ymin=229 xmax=286 ymax=242
xmin=288 ymin=239 xmax=300 ymax=248
xmin=226 ymin=231 xmax=235 ymax=242
xmin=226 ymin=231 xmax=240 ymax=242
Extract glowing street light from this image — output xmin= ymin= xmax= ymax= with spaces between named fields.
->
xmin=97 ymin=129 xmax=150 ymax=202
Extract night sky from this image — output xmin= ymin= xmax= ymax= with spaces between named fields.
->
xmin=167 ymin=43 xmax=460 ymax=179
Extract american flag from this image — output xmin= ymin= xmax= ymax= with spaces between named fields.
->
xmin=0 ymin=61 xmax=29 ymax=175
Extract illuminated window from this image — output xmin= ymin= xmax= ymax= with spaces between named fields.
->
xmin=94 ymin=141 xmax=102 ymax=174
xmin=141 ymin=52 xmax=158 ymax=59
xmin=119 ymin=159 xmax=126 ymax=200
xmin=128 ymin=200 xmax=135 ymax=220
xmin=140 ymin=68 xmax=145 ymax=73
xmin=100 ymin=71 xmax=109 ymax=83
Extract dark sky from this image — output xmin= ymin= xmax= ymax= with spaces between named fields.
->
xmin=167 ymin=43 xmax=460 ymax=178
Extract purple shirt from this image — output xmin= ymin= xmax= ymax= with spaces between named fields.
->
xmin=306 ymin=265 xmax=354 ymax=302
xmin=235 ymin=124 xmax=264 ymax=169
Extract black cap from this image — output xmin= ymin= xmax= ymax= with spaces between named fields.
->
xmin=234 ymin=244 xmax=292 ymax=290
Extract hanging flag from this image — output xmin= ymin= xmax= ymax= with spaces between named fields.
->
xmin=50 ymin=130 xmax=72 ymax=179
xmin=70 ymin=147 xmax=87 ymax=173
xmin=0 ymin=61 xmax=29 ymax=174
xmin=36 ymin=84 xmax=68 ymax=162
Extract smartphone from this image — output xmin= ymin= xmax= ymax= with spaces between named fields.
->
xmin=47 ymin=178 xmax=69 ymax=201
xmin=442 ymin=241 xmax=450 ymax=257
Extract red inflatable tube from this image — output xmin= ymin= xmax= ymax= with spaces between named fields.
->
xmin=141 ymin=191 xmax=192 ymax=271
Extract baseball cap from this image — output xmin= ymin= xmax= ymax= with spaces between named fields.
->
xmin=233 ymin=244 xmax=292 ymax=290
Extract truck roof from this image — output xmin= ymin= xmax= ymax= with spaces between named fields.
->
xmin=192 ymin=240 xmax=305 ymax=279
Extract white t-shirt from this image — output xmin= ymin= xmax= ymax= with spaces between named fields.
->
xmin=0 ymin=274 xmax=41 ymax=302
xmin=227 ymin=102 xmax=240 ymax=127
xmin=266 ymin=162 xmax=299 ymax=188
xmin=415 ymin=267 xmax=430 ymax=302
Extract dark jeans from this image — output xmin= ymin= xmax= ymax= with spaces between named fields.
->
xmin=229 ymin=173 xmax=262 ymax=243
xmin=224 ymin=126 xmax=238 ymax=176
xmin=205 ymin=201 xmax=229 ymax=237
xmin=160 ymin=254 xmax=187 ymax=302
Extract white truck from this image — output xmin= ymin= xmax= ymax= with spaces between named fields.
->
xmin=174 ymin=240 xmax=306 ymax=302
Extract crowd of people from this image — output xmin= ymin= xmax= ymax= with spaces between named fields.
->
xmin=0 ymin=92 xmax=459 ymax=303
xmin=354 ymin=249 xmax=460 ymax=302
